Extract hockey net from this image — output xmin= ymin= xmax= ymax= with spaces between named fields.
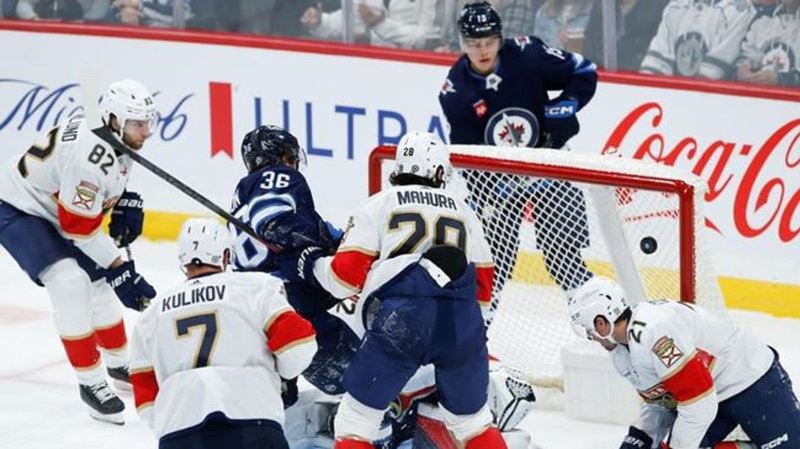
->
xmin=368 ymin=144 xmax=726 ymax=388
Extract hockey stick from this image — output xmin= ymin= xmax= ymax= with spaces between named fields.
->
xmin=90 ymin=126 xmax=272 ymax=249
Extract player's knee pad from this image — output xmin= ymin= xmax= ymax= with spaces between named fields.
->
xmin=40 ymin=258 xmax=93 ymax=334
xmin=89 ymin=279 xmax=123 ymax=326
xmin=465 ymin=426 xmax=507 ymax=449
xmin=333 ymin=393 xmax=386 ymax=442
xmin=439 ymin=403 xmax=494 ymax=443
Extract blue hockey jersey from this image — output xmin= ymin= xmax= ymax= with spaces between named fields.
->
xmin=439 ymin=35 xmax=597 ymax=147
xmin=229 ymin=165 xmax=335 ymax=272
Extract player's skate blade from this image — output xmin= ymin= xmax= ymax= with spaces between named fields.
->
xmin=80 ymin=381 xmax=125 ymax=425
xmin=107 ymin=366 xmax=132 ymax=391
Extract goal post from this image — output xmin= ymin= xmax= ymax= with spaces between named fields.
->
xmin=368 ymin=144 xmax=725 ymax=386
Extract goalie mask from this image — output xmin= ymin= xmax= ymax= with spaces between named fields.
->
xmin=241 ymin=125 xmax=307 ymax=173
xmin=99 ymin=79 xmax=157 ymax=146
xmin=568 ymin=276 xmax=629 ymax=344
xmin=178 ymin=218 xmax=233 ymax=270
xmin=391 ymin=131 xmax=452 ymax=185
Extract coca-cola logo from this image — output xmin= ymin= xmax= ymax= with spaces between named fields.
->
xmin=602 ymin=102 xmax=799 ymax=243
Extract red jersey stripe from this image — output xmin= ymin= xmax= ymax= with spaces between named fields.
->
xmin=476 ymin=266 xmax=494 ymax=304
xmin=661 ymin=350 xmax=715 ymax=404
xmin=130 ymin=367 xmax=159 ymax=409
xmin=266 ymin=311 xmax=316 ymax=354
xmin=57 ymin=202 xmax=103 ymax=236
xmin=330 ymin=250 xmax=377 ymax=292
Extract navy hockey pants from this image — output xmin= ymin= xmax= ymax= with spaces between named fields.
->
xmin=701 ymin=349 xmax=800 ymax=448
xmin=159 ymin=412 xmax=289 ymax=449
xmin=343 ymin=266 xmax=489 ymax=415
xmin=0 ymin=200 xmax=106 ymax=284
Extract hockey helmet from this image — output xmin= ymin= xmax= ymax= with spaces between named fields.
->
xmin=568 ymin=276 xmax=630 ymax=343
xmin=458 ymin=1 xmax=503 ymax=39
xmin=99 ymin=79 xmax=157 ymax=139
xmin=240 ymin=125 xmax=306 ymax=173
xmin=392 ymin=131 xmax=452 ymax=184
xmin=178 ymin=218 xmax=233 ymax=269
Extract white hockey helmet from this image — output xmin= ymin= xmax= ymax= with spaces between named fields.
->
xmin=568 ymin=276 xmax=630 ymax=343
xmin=392 ymin=131 xmax=452 ymax=184
xmin=178 ymin=218 xmax=233 ymax=269
xmin=99 ymin=79 xmax=157 ymax=138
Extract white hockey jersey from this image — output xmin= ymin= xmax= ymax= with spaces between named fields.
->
xmin=128 ymin=271 xmax=317 ymax=439
xmin=608 ymin=301 xmax=773 ymax=449
xmin=640 ymin=0 xmax=757 ymax=79
xmin=312 ymin=184 xmax=494 ymax=313
xmin=0 ymin=115 xmax=130 ymax=268
xmin=738 ymin=4 xmax=800 ymax=84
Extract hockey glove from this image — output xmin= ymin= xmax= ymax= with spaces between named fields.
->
xmin=109 ymin=191 xmax=144 ymax=247
xmin=106 ymin=261 xmax=156 ymax=311
xmin=274 ymin=246 xmax=325 ymax=285
xmin=540 ymin=97 xmax=580 ymax=149
xmin=281 ymin=377 xmax=299 ymax=409
xmin=620 ymin=426 xmax=654 ymax=449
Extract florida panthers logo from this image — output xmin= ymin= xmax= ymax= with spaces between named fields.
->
xmin=484 ymin=107 xmax=539 ymax=147
xmin=675 ymin=32 xmax=706 ymax=76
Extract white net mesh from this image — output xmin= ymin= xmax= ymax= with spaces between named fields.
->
xmin=371 ymin=145 xmax=726 ymax=388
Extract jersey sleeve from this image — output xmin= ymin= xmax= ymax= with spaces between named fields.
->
xmin=464 ymin=204 xmax=494 ymax=308
xmin=313 ymin=202 xmax=381 ymax=298
xmin=640 ymin=4 xmax=676 ymax=75
xmin=128 ymin=310 xmax=159 ymax=430
xmin=643 ymin=320 xmax=718 ymax=449
xmin=58 ymin=148 xmax=119 ymax=268
xmin=259 ymin=278 xmax=317 ymax=379
xmin=699 ymin=0 xmax=756 ymax=80
xmin=525 ymin=37 xmax=597 ymax=110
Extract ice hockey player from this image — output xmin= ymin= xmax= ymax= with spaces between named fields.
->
xmin=229 ymin=124 xmax=359 ymax=395
xmin=568 ymin=276 xmax=800 ymax=449
xmin=128 ymin=218 xmax=317 ymax=449
xmin=438 ymin=1 xmax=598 ymax=306
xmin=0 ymin=78 xmax=158 ymax=424
xmin=276 ymin=131 xmax=518 ymax=449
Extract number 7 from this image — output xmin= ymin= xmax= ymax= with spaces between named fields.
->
xmin=175 ymin=312 xmax=219 ymax=368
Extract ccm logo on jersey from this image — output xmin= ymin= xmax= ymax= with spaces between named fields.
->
xmin=762 ymin=433 xmax=789 ymax=449
xmin=652 ymin=336 xmax=684 ymax=368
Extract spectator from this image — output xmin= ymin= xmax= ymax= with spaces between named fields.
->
xmin=302 ymin=0 xmax=439 ymax=49
xmin=105 ymin=0 xmax=190 ymax=27
xmin=640 ymin=0 xmax=757 ymax=80
xmin=582 ymin=0 xmax=669 ymax=71
xmin=736 ymin=0 xmax=800 ymax=86
xmin=16 ymin=0 xmax=108 ymax=21
xmin=533 ymin=0 xmax=593 ymax=51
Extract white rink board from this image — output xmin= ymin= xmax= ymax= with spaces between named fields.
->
xmin=0 ymin=27 xmax=797 ymax=289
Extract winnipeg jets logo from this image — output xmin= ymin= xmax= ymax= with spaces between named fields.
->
xmin=675 ymin=32 xmax=706 ymax=76
xmin=484 ymin=108 xmax=539 ymax=147
xmin=762 ymin=41 xmax=795 ymax=72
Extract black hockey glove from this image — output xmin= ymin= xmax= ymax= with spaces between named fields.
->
xmin=109 ymin=191 xmax=144 ymax=247
xmin=619 ymin=426 xmax=654 ymax=449
xmin=540 ymin=97 xmax=580 ymax=149
xmin=274 ymin=246 xmax=326 ymax=285
xmin=106 ymin=261 xmax=156 ymax=311
xmin=281 ymin=377 xmax=299 ymax=409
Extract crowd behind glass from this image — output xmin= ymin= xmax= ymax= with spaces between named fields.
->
xmin=2 ymin=0 xmax=798 ymax=88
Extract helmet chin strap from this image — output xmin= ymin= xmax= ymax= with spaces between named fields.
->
xmin=591 ymin=328 xmax=618 ymax=345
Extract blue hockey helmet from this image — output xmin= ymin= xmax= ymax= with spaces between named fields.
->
xmin=240 ymin=125 xmax=306 ymax=173
xmin=458 ymin=1 xmax=502 ymax=39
